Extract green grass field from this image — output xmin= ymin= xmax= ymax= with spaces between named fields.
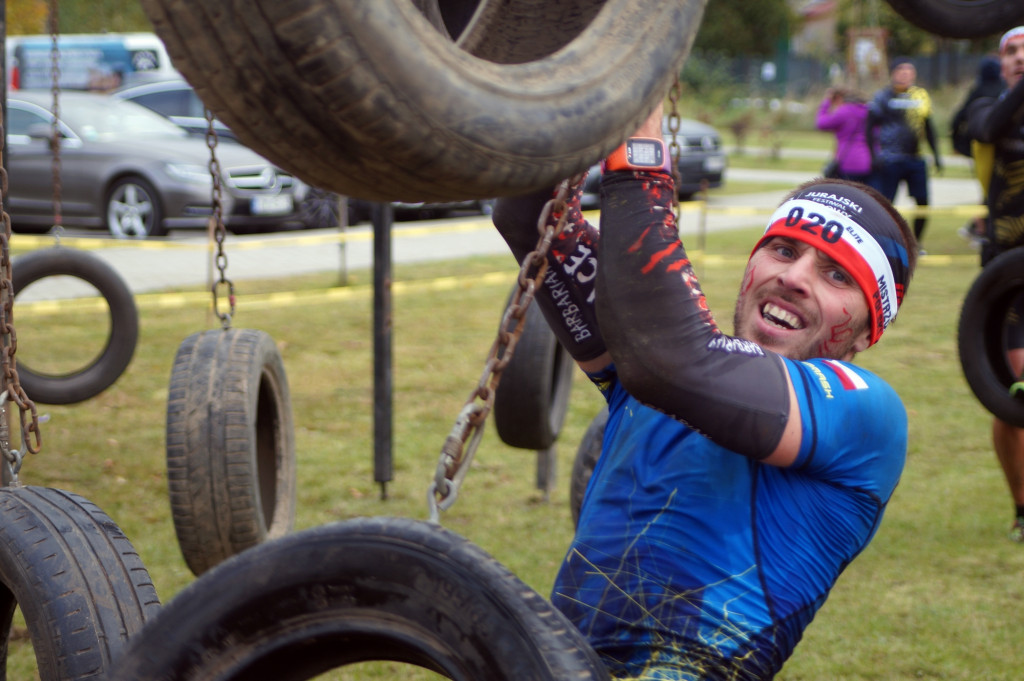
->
xmin=3 ymin=197 xmax=1021 ymax=678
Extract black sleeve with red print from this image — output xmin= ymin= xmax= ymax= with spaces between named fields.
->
xmin=596 ymin=170 xmax=790 ymax=460
xmin=492 ymin=176 xmax=606 ymax=362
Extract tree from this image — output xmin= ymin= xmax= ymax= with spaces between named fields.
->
xmin=691 ymin=0 xmax=795 ymax=57
xmin=6 ymin=0 xmax=153 ymax=35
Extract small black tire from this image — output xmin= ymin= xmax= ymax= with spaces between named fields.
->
xmin=493 ymin=293 xmax=575 ymax=451
xmin=570 ymin=406 xmax=608 ymax=528
xmin=12 ymin=247 xmax=139 ymax=405
xmin=106 ymin=175 xmax=166 ymax=238
xmin=166 ymin=328 xmax=296 ymax=576
xmin=137 ymin=0 xmax=706 ymax=202
xmin=883 ymin=0 xmax=1024 ymax=38
xmin=0 ymin=486 xmax=161 ymax=680
xmin=109 ymin=516 xmax=610 ymax=681
xmin=958 ymin=247 xmax=1024 ymax=427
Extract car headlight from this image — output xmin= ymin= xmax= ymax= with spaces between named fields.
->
xmin=165 ymin=162 xmax=213 ymax=185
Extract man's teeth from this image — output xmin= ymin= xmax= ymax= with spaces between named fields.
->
xmin=762 ymin=303 xmax=803 ymax=330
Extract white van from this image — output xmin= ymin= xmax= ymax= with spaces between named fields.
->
xmin=7 ymin=32 xmax=179 ymax=91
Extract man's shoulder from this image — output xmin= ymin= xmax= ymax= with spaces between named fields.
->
xmin=786 ymin=357 xmax=901 ymax=406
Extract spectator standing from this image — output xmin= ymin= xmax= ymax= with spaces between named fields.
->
xmin=966 ymin=26 xmax=1024 ymax=542
xmin=951 ymin=56 xmax=1004 ymax=248
xmin=867 ymin=59 xmax=943 ymax=249
xmin=816 ymin=86 xmax=873 ymax=185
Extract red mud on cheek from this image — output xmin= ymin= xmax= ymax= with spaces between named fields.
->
xmin=815 ymin=309 xmax=856 ymax=355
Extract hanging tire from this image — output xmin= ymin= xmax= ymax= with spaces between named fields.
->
xmin=109 ymin=516 xmax=610 ymax=681
xmin=493 ymin=291 xmax=575 ymax=451
xmin=137 ymin=0 xmax=707 ymax=202
xmin=569 ymin=406 xmax=608 ymax=528
xmin=0 ymin=486 xmax=161 ymax=680
xmin=958 ymin=248 xmax=1024 ymax=428
xmin=12 ymin=247 xmax=139 ymax=405
xmin=106 ymin=175 xmax=167 ymax=238
xmin=883 ymin=0 xmax=1024 ymax=39
xmin=166 ymin=328 xmax=297 ymax=576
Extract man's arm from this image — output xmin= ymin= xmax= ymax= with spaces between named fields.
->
xmin=924 ymin=116 xmax=942 ymax=171
xmin=491 ymin=178 xmax=610 ymax=369
xmin=968 ymin=77 xmax=1024 ymax=143
xmin=592 ymin=107 xmax=801 ymax=465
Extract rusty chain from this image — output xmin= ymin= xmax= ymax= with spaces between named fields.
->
xmin=205 ymin=108 xmax=235 ymax=328
xmin=0 ymin=85 xmax=43 ymax=484
xmin=428 ymin=178 xmax=574 ymax=522
xmin=426 ymin=79 xmax=684 ymax=521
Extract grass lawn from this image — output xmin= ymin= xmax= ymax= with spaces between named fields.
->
xmin=2 ymin=197 xmax=1019 ymax=677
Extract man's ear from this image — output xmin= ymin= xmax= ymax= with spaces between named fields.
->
xmin=851 ymin=326 xmax=873 ymax=356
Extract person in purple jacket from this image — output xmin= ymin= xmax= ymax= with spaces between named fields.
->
xmin=816 ymin=87 xmax=874 ymax=185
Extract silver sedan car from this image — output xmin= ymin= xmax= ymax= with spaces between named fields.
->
xmin=5 ymin=90 xmax=306 ymax=238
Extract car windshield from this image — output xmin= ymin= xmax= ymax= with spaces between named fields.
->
xmin=59 ymin=98 xmax=189 ymax=141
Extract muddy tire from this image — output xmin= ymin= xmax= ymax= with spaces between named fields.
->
xmin=569 ymin=405 xmax=608 ymax=527
xmin=0 ymin=486 xmax=161 ymax=679
xmin=883 ymin=0 xmax=1024 ymax=38
xmin=494 ymin=295 xmax=575 ymax=450
xmin=12 ymin=248 xmax=138 ymax=404
xmin=109 ymin=516 xmax=610 ymax=681
xmin=138 ymin=0 xmax=707 ymax=202
xmin=166 ymin=328 xmax=296 ymax=576
xmin=958 ymin=247 xmax=1024 ymax=427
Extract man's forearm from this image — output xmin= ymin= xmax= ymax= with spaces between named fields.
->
xmin=491 ymin=181 xmax=607 ymax=362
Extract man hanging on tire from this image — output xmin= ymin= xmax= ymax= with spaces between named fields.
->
xmin=492 ymin=103 xmax=917 ymax=679
xmin=966 ymin=26 xmax=1024 ymax=543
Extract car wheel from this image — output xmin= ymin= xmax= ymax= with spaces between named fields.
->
xmin=883 ymin=0 xmax=1024 ymax=38
xmin=138 ymin=0 xmax=706 ymax=202
xmin=298 ymin=186 xmax=341 ymax=230
xmin=105 ymin=176 xmax=166 ymax=238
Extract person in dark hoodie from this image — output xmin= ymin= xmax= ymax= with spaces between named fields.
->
xmin=951 ymin=56 xmax=1004 ymax=247
xmin=867 ymin=58 xmax=943 ymax=249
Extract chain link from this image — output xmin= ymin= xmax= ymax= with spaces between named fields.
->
xmin=205 ymin=109 xmax=235 ymax=328
xmin=427 ymin=178 xmax=575 ymax=522
xmin=0 ymin=105 xmax=43 ymax=483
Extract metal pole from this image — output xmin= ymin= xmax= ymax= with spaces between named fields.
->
xmin=371 ymin=201 xmax=393 ymax=499
xmin=337 ymin=194 xmax=349 ymax=286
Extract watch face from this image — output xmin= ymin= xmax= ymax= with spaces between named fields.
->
xmin=627 ymin=139 xmax=665 ymax=167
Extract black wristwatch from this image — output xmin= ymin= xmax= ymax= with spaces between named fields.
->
xmin=602 ymin=137 xmax=671 ymax=173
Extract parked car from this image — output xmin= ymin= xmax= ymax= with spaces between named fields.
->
xmin=113 ymin=78 xmax=493 ymax=228
xmin=580 ymin=117 xmax=727 ymax=209
xmin=111 ymin=77 xmax=237 ymax=141
xmin=5 ymin=90 xmax=307 ymax=238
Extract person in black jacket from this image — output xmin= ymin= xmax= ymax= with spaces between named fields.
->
xmin=966 ymin=26 xmax=1024 ymax=542
xmin=866 ymin=59 xmax=943 ymax=248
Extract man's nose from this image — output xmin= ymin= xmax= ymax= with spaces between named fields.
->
xmin=777 ymin=253 xmax=815 ymax=293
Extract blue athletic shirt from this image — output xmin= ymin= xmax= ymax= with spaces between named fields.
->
xmin=552 ymin=356 xmax=907 ymax=680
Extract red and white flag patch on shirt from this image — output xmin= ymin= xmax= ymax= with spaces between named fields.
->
xmin=822 ymin=359 xmax=869 ymax=391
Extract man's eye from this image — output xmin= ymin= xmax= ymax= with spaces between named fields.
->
xmin=774 ymin=245 xmax=795 ymax=258
xmin=827 ymin=269 xmax=850 ymax=284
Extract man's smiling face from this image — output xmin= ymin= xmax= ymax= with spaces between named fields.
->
xmin=733 ymin=236 xmax=872 ymax=362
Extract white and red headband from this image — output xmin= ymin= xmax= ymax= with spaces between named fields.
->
xmin=1001 ymin=26 xmax=1024 ymax=53
xmin=754 ymin=197 xmax=905 ymax=346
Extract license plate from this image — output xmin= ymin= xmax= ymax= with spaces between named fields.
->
xmin=704 ymin=156 xmax=725 ymax=172
xmin=251 ymin=195 xmax=293 ymax=215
